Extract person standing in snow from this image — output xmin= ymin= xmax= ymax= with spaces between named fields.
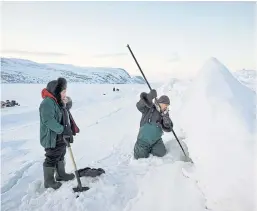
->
xmin=134 ymin=89 xmax=173 ymax=159
xmin=39 ymin=77 xmax=80 ymax=190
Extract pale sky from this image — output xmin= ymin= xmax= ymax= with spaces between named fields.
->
xmin=1 ymin=1 xmax=256 ymax=82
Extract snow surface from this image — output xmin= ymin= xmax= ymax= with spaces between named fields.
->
xmin=1 ymin=58 xmax=145 ymax=84
xmin=1 ymin=58 xmax=256 ymax=211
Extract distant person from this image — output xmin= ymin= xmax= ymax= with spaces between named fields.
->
xmin=39 ymin=77 xmax=80 ymax=190
xmin=113 ymin=87 xmax=115 ymax=92
xmin=134 ymin=89 xmax=173 ymax=159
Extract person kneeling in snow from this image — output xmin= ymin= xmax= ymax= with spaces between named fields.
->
xmin=39 ymin=77 xmax=80 ymax=190
xmin=134 ymin=89 xmax=173 ymax=159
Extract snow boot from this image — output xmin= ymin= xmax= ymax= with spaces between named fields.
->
xmin=55 ymin=161 xmax=75 ymax=181
xmin=43 ymin=166 xmax=62 ymax=190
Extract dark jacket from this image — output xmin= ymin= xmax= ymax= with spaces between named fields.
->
xmin=136 ymin=92 xmax=173 ymax=132
xmin=39 ymin=88 xmax=79 ymax=148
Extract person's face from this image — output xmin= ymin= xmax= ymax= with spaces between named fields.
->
xmin=60 ymin=89 xmax=67 ymax=101
xmin=159 ymin=103 xmax=169 ymax=112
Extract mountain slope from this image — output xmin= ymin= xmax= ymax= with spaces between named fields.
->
xmin=1 ymin=58 xmax=145 ymax=84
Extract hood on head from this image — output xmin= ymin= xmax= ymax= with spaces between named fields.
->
xmin=46 ymin=77 xmax=67 ymax=96
xmin=41 ymin=88 xmax=57 ymax=102
xmin=41 ymin=77 xmax=67 ymax=104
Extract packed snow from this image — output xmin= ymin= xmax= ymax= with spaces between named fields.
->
xmin=1 ymin=58 xmax=145 ymax=84
xmin=1 ymin=58 xmax=256 ymax=211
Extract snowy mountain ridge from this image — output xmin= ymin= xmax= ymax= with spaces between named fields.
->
xmin=1 ymin=57 xmax=146 ymax=84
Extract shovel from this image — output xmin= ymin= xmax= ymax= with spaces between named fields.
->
xmin=63 ymin=136 xmax=90 ymax=193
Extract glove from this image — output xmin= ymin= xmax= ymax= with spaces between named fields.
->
xmin=63 ymin=96 xmax=72 ymax=110
xmin=148 ymin=89 xmax=157 ymax=100
xmin=62 ymin=125 xmax=72 ymax=137
xmin=62 ymin=126 xmax=74 ymax=146
xmin=63 ymin=135 xmax=74 ymax=146
xmin=66 ymin=96 xmax=72 ymax=110
xmin=162 ymin=113 xmax=173 ymax=128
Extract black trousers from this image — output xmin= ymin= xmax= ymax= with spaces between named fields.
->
xmin=43 ymin=138 xmax=67 ymax=168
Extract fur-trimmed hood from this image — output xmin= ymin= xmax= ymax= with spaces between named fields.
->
xmin=43 ymin=77 xmax=67 ymax=106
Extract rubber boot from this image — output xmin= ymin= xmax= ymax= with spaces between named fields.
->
xmin=55 ymin=161 xmax=75 ymax=181
xmin=43 ymin=166 xmax=62 ymax=190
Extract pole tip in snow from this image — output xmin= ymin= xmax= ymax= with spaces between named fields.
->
xmin=186 ymin=156 xmax=194 ymax=164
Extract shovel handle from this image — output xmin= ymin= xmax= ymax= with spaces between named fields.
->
xmin=67 ymin=147 xmax=78 ymax=171
xmin=66 ymin=140 xmax=83 ymax=190
xmin=69 ymin=147 xmax=83 ymax=190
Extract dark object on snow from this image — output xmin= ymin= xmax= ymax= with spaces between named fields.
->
xmin=1 ymin=100 xmax=20 ymax=108
xmin=63 ymin=136 xmax=90 ymax=193
xmin=103 ymin=93 xmax=106 ymax=95
xmin=6 ymin=100 xmax=11 ymax=107
xmin=78 ymin=167 xmax=105 ymax=177
xmin=116 ymin=88 xmax=119 ymax=91
xmin=127 ymin=44 xmax=192 ymax=163
xmin=113 ymin=87 xmax=115 ymax=91
xmin=1 ymin=101 xmax=6 ymax=108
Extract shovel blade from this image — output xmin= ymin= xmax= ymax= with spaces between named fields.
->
xmin=73 ymin=186 xmax=90 ymax=193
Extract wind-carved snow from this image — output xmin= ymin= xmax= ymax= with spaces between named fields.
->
xmin=1 ymin=58 xmax=145 ymax=84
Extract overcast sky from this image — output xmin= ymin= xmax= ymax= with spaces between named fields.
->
xmin=2 ymin=1 xmax=255 ymax=81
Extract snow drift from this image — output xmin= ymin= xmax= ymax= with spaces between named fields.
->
xmin=1 ymin=58 xmax=145 ymax=84
xmin=178 ymin=57 xmax=256 ymax=211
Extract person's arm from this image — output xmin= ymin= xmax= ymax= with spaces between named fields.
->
xmin=40 ymin=100 xmax=64 ymax=134
xmin=136 ymin=89 xmax=157 ymax=113
xmin=136 ymin=97 xmax=148 ymax=113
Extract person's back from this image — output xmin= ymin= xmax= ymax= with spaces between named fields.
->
xmin=134 ymin=89 xmax=173 ymax=159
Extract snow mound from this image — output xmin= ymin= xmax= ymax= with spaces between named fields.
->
xmin=178 ymin=57 xmax=256 ymax=211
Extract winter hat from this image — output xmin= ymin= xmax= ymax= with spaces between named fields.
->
xmin=157 ymin=95 xmax=170 ymax=105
